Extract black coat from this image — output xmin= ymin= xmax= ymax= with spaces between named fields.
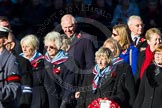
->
xmin=30 ymin=59 xmax=48 ymax=108
xmin=13 ymin=51 xmax=33 ymax=108
xmin=67 ymin=31 xmax=96 ymax=87
xmin=77 ymin=62 xmax=136 ymax=108
xmin=68 ymin=31 xmax=95 ymax=70
xmin=134 ymin=50 xmax=145 ymax=92
xmin=44 ymin=57 xmax=76 ymax=108
xmin=133 ymin=64 xmax=162 ymax=108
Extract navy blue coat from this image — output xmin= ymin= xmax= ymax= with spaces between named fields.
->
xmin=67 ymin=31 xmax=95 ymax=87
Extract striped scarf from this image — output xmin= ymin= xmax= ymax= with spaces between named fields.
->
xmin=44 ymin=50 xmax=68 ymax=65
xmin=20 ymin=51 xmax=44 ymax=68
xmin=92 ymin=57 xmax=124 ymax=93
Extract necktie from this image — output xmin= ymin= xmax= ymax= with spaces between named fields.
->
xmin=134 ymin=37 xmax=138 ymax=45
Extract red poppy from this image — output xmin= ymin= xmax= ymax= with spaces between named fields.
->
xmin=53 ymin=67 xmax=60 ymax=74
xmin=140 ymin=38 xmax=146 ymax=42
xmin=111 ymin=71 xmax=117 ymax=78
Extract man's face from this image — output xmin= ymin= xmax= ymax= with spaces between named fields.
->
xmin=129 ymin=19 xmax=144 ymax=36
xmin=61 ymin=18 xmax=76 ymax=38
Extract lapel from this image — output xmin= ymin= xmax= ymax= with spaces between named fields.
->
xmin=67 ymin=32 xmax=82 ymax=52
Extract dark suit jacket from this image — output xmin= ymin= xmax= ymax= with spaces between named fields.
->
xmin=67 ymin=31 xmax=96 ymax=87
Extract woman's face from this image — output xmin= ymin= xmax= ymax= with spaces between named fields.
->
xmin=112 ymin=29 xmax=120 ymax=42
xmin=154 ymin=51 xmax=162 ymax=65
xmin=96 ymin=56 xmax=108 ymax=70
xmin=45 ymin=41 xmax=58 ymax=58
xmin=147 ymin=33 xmax=161 ymax=51
xmin=21 ymin=44 xmax=35 ymax=59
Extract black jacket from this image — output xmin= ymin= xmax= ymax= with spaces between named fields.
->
xmin=78 ymin=62 xmax=136 ymax=108
xmin=133 ymin=64 xmax=162 ymax=108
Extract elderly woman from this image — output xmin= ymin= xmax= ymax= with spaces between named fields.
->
xmin=43 ymin=31 xmax=76 ymax=108
xmin=133 ymin=43 xmax=162 ymax=108
xmin=20 ymin=34 xmax=47 ymax=108
xmin=102 ymin=38 xmax=136 ymax=108
xmin=77 ymin=46 xmax=130 ymax=108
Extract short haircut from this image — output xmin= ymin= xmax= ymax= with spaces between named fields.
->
xmin=95 ymin=47 xmax=112 ymax=64
xmin=44 ymin=31 xmax=62 ymax=50
xmin=61 ymin=14 xmax=77 ymax=26
xmin=20 ymin=34 xmax=39 ymax=50
xmin=145 ymin=28 xmax=161 ymax=40
xmin=127 ymin=15 xmax=143 ymax=26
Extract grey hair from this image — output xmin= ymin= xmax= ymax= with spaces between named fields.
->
xmin=44 ymin=31 xmax=62 ymax=50
xmin=127 ymin=15 xmax=143 ymax=26
xmin=61 ymin=14 xmax=77 ymax=26
xmin=20 ymin=34 xmax=39 ymax=50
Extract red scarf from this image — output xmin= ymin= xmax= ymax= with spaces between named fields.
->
xmin=140 ymin=46 xmax=153 ymax=79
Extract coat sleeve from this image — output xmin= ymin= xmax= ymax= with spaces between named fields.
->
xmin=133 ymin=71 xmax=146 ymax=108
xmin=0 ymin=55 xmax=20 ymax=102
xmin=124 ymin=64 xmax=136 ymax=107
xmin=17 ymin=57 xmax=33 ymax=108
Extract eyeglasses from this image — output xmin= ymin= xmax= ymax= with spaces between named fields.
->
xmin=134 ymin=24 xmax=145 ymax=28
xmin=44 ymin=46 xmax=57 ymax=50
xmin=112 ymin=33 xmax=118 ymax=37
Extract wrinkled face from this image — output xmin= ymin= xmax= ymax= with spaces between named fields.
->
xmin=21 ymin=44 xmax=35 ymax=59
xmin=44 ymin=41 xmax=58 ymax=58
xmin=129 ymin=19 xmax=144 ymax=36
xmin=61 ymin=17 xmax=76 ymax=38
xmin=147 ymin=33 xmax=161 ymax=51
xmin=111 ymin=29 xmax=120 ymax=42
xmin=154 ymin=51 xmax=162 ymax=65
xmin=96 ymin=56 xmax=108 ymax=70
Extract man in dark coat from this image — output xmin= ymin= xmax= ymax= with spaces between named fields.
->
xmin=60 ymin=14 xmax=96 ymax=87
xmin=127 ymin=15 xmax=148 ymax=51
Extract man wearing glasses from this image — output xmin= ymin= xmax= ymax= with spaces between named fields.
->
xmin=127 ymin=15 xmax=147 ymax=51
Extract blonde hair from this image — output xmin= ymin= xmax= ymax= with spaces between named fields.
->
xmin=20 ymin=34 xmax=39 ymax=50
xmin=154 ymin=43 xmax=162 ymax=53
xmin=103 ymin=38 xmax=121 ymax=57
xmin=44 ymin=31 xmax=62 ymax=50
xmin=95 ymin=47 xmax=112 ymax=64
xmin=60 ymin=35 xmax=71 ymax=51
xmin=145 ymin=28 xmax=161 ymax=41
xmin=113 ymin=24 xmax=130 ymax=50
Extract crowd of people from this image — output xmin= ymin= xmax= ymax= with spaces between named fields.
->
xmin=0 ymin=0 xmax=162 ymax=108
